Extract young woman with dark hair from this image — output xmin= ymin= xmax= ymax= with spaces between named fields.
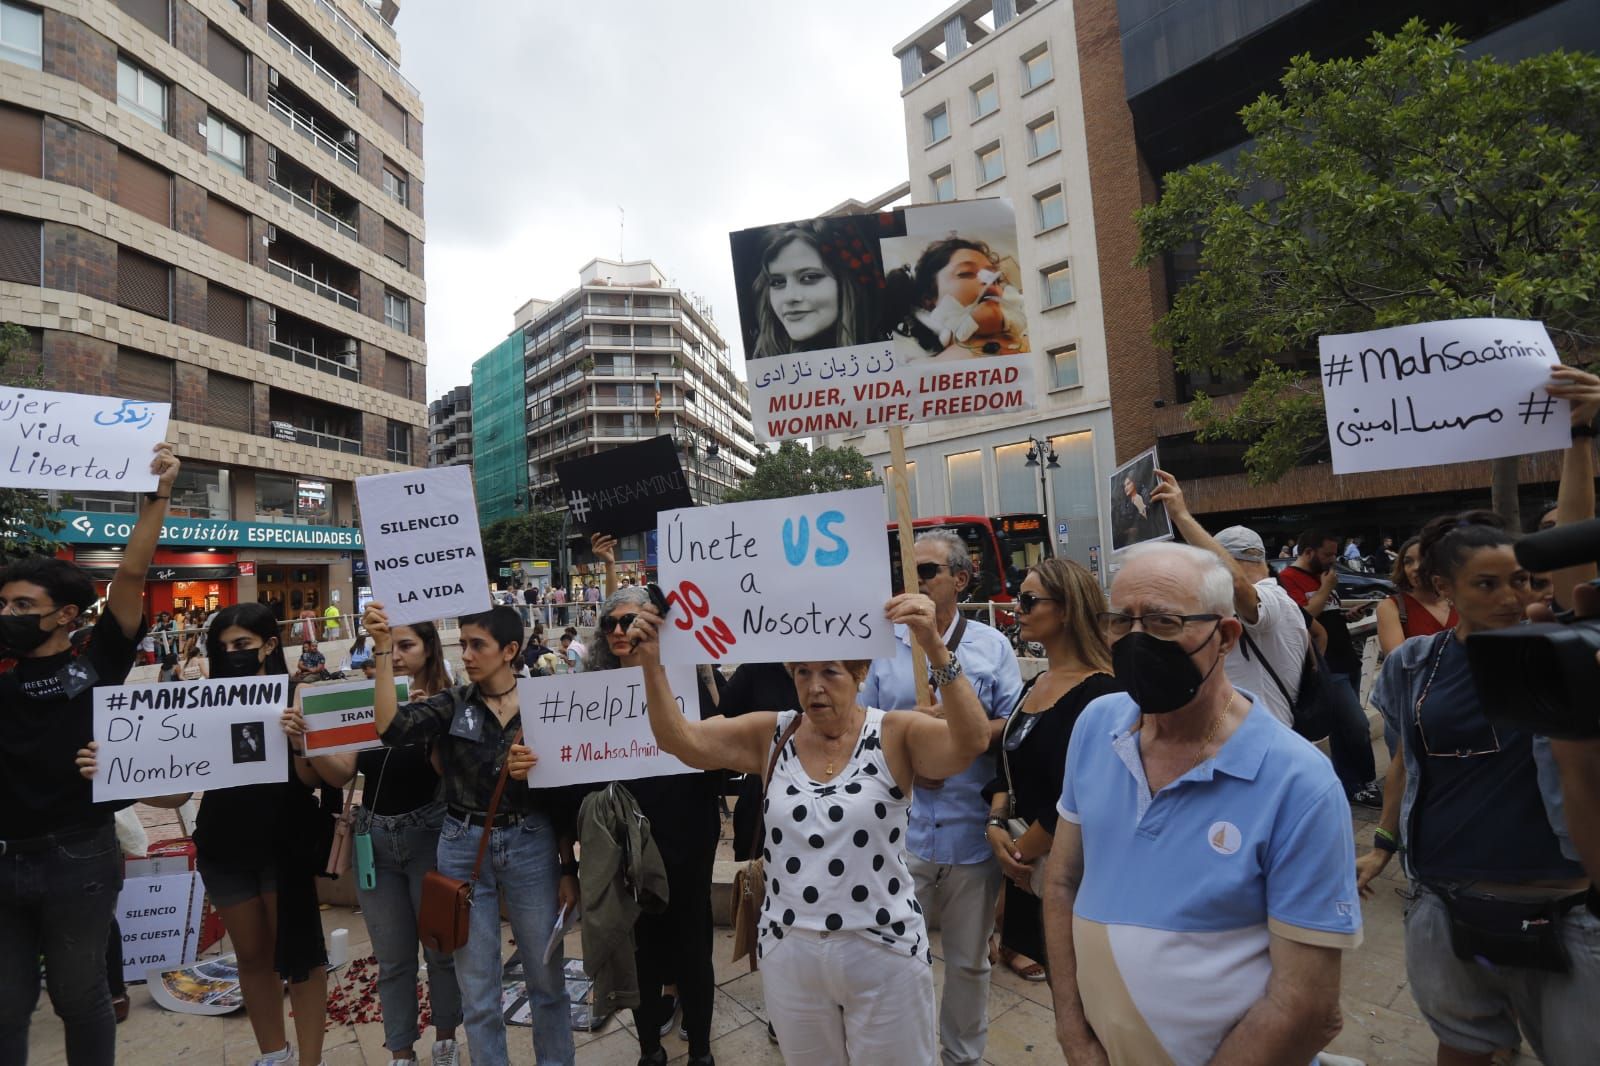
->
xmin=885 ymin=237 xmax=1028 ymax=357
xmin=1376 ymin=536 xmax=1459 ymax=657
xmin=750 ymin=222 xmax=880 ymax=359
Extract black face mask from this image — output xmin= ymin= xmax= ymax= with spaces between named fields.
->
xmin=1112 ymin=625 xmax=1223 ymax=715
xmin=0 ymin=610 xmax=61 ymax=654
xmin=213 ymin=647 xmax=266 ymax=678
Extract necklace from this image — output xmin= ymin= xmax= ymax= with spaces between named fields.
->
xmin=818 ymin=710 xmax=862 ymax=776
xmin=1191 ymin=694 xmax=1233 ymax=770
xmin=481 ymin=680 xmax=517 ymax=700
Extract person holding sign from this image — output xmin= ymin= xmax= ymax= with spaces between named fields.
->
xmin=0 ymin=442 xmax=176 ymax=1066
xmin=628 ymin=591 xmax=990 ymax=1065
xmin=367 ymin=603 xmax=578 ymax=1066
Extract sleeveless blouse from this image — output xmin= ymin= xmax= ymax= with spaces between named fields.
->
xmin=759 ymin=708 xmax=928 ymax=962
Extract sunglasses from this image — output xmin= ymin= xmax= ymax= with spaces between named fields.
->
xmin=598 ymin=613 xmax=638 ymax=634
xmin=1018 ymin=592 xmax=1059 ymax=614
xmin=916 ymin=562 xmax=952 ymax=582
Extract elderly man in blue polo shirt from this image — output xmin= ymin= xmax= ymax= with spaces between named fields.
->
xmin=1043 ymin=542 xmax=1362 ymax=1066
xmin=862 ymin=529 xmax=1022 ymax=1065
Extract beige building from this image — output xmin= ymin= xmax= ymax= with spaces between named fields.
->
xmin=0 ymin=0 xmax=424 ymax=625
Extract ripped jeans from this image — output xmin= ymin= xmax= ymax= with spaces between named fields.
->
xmin=0 ymin=822 xmax=124 ymax=1065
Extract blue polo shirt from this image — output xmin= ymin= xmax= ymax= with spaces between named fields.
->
xmin=861 ymin=616 xmax=1022 ymax=865
xmin=1058 ymin=691 xmax=1361 ymax=1066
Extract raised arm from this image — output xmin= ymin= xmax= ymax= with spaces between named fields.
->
xmin=888 ymin=593 xmax=989 ymax=782
xmin=105 ymin=444 xmax=179 ymax=639
xmin=366 ymin=602 xmax=401 ymax=736
xmin=1544 ymin=366 xmax=1600 ymax=606
xmin=1152 ymin=469 xmax=1259 ymax=623
xmin=592 ymin=533 xmax=619 ymax=599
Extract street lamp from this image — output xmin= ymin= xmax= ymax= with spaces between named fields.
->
xmin=1022 ymin=435 xmax=1059 ymax=542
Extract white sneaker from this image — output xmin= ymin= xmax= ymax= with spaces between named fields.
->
xmin=1317 ymin=1055 xmax=1367 ymax=1066
xmin=252 ymin=1049 xmax=296 ymax=1066
xmin=430 ymin=1040 xmax=460 ymax=1066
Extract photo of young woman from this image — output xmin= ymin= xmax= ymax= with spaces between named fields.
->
xmin=882 ymin=231 xmax=1029 ymax=362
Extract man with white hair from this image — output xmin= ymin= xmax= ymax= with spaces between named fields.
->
xmin=1043 ymin=541 xmax=1362 ymax=1066
xmin=862 ymin=528 xmax=1022 ymax=1066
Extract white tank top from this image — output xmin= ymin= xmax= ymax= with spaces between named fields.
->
xmin=759 ymin=708 xmax=928 ymax=962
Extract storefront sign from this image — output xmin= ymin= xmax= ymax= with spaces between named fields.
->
xmin=0 ymin=388 xmax=171 ymax=491
xmin=522 ymin=665 xmax=700 ymax=788
xmin=52 ymin=511 xmax=364 ymax=549
xmin=237 ymin=561 xmax=256 ymax=576
xmin=356 ymin=465 xmax=491 ymax=626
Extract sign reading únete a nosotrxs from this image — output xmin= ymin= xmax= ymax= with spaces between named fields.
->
xmin=356 ymin=465 xmax=491 ymax=626
xmin=521 ymin=664 xmax=700 ymax=788
xmin=0 ymin=387 xmax=170 ymax=492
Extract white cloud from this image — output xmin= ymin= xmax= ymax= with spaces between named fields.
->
xmin=396 ymin=1 xmax=922 ymax=398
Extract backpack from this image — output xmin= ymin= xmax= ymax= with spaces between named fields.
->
xmin=1239 ymin=626 xmax=1328 ymax=728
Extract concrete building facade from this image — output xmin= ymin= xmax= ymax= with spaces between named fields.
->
xmin=0 ymin=0 xmax=425 ymax=622
xmin=427 ymin=381 xmax=469 ymax=468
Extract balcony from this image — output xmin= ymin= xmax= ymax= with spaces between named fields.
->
xmin=268 ymin=149 xmax=357 ymax=239
xmin=267 ymin=231 xmax=360 ymax=311
xmin=267 ymin=258 xmax=359 ymax=310
xmin=310 ymin=0 xmax=418 ymax=97
xmin=269 ymin=390 xmax=362 ymax=455
xmin=267 ymin=0 xmax=358 ymax=105
xmin=268 ymin=80 xmax=357 ymax=170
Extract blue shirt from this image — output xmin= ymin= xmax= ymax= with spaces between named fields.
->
xmin=861 ymin=616 xmax=1022 ymax=865
xmin=1058 ymin=691 xmax=1361 ymax=1066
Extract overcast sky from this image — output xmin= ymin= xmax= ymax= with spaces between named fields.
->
xmin=396 ymin=2 xmax=928 ymax=400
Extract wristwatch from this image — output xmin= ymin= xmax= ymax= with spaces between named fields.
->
xmin=986 ymin=817 xmax=1009 ymax=831
xmin=929 ymin=655 xmax=964 ymax=690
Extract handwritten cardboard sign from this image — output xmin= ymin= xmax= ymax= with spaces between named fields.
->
xmin=555 ymin=435 xmax=693 ymax=536
xmin=300 ymin=678 xmax=409 ymax=755
xmin=117 ymin=872 xmax=200 ymax=983
xmin=0 ymin=387 xmax=170 ymax=491
xmin=92 ymin=676 xmax=291 ymax=802
xmin=654 ymin=486 xmax=895 ymax=665
xmin=521 ymin=664 xmax=700 ymax=788
xmin=730 ymin=198 xmax=1036 ymax=442
xmin=356 ymin=465 xmax=492 ymax=626
xmin=1319 ymin=318 xmax=1570 ymax=475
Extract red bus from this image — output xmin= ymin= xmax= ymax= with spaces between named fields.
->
xmin=886 ymin=512 xmax=1053 ymax=603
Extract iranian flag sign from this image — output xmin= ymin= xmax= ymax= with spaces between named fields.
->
xmin=301 ymin=678 xmax=409 ymax=755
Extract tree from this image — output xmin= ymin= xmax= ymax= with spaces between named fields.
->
xmin=720 ymin=441 xmax=881 ymax=503
xmin=0 ymin=324 xmax=66 ymax=560
xmin=1136 ymin=20 xmax=1600 ymax=518
xmin=480 ymin=510 xmax=564 ymax=577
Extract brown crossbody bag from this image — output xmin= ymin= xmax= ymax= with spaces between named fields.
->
xmin=417 ymin=727 xmax=522 ymax=954
xmin=730 ymin=714 xmax=805 ymax=971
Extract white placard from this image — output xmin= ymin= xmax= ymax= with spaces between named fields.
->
xmin=117 ymin=873 xmax=198 ymax=983
xmin=356 ymin=465 xmax=492 ymax=626
xmin=655 ymin=486 xmax=896 ymax=665
xmin=0 ymin=388 xmax=170 ymax=491
xmin=92 ymin=676 xmax=291 ymax=802
xmin=1319 ymin=318 xmax=1570 ymax=475
xmin=521 ymin=665 xmax=700 ymax=788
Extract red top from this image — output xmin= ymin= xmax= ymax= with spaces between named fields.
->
xmin=1277 ymin=565 xmax=1319 ymax=606
xmin=1395 ymin=592 xmax=1458 ymax=637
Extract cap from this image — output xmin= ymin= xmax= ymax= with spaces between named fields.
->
xmin=1215 ymin=526 xmax=1266 ymax=562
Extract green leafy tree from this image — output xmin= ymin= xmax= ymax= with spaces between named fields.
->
xmin=720 ymin=441 xmax=881 ymax=503
xmin=480 ymin=510 xmax=564 ymax=577
xmin=1136 ymin=20 xmax=1600 ymax=515
xmin=0 ymin=324 xmax=65 ymax=560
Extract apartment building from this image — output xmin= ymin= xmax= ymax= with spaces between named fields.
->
xmin=427 ymin=382 xmax=469 ymax=468
xmin=0 ymin=0 xmax=425 ymax=622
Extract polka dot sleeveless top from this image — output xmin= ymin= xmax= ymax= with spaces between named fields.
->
xmin=759 ymin=708 xmax=929 ymax=962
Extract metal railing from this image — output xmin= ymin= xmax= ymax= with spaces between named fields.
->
xmin=268 ymin=177 xmax=358 ymax=239
xmin=269 ymin=337 xmax=359 ymax=381
xmin=267 ymin=24 xmax=358 ymax=104
xmin=267 ymin=258 xmax=360 ymax=310
xmin=268 ymin=93 xmax=358 ymax=170
xmin=286 ymin=425 xmax=362 ymax=454
xmin=311 ymin=0 xmax=417 ymax=97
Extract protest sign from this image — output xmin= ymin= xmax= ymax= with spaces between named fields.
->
xmin=116 ymin=872 xmax=199 ymax=984
xmin=0 ymin=387 xmax=170 ymax=491
xmin=1319 ymin=318 xmax=1570 ymax=475
xmin=555 ymin=435 xmax=693 ymax=536
xmin=356 ymin=465 xmax=491 ymax=626
xmin=654 ymin=486 xmax=895 ymax=665
xmin=300 ymin=678 xmax=410 ymax=755
xmin=149 ymin=955 xmax=243 ymax=1015
xmin=1108 ymin=447 xmax=1172 ymax=553
xmin=92 ymin=675 xmax=291 ymax=802
xmin=730 ymin=198 xmax=1037 ymax=442
xmin=521 ymin=664 xmax=699 ymax=788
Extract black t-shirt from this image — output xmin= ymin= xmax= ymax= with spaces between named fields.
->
xmin=719 ymin=662 xmax=800 ymax=719
xmin=0 ymin=610 xmax=143 ymax=839
xmin=989 ymin=673 xmax=1123 ymax=832
xmin=357 ymin=743 xmax=440 ymax=816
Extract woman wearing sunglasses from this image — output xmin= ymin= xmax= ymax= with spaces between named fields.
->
xmin=585 ymin=586 xmax=723 ymax=1066
xmin=982 ymin=559 xmax=1119 ymax=982
xmin=1363 ymin=510 xmax=1599 ymax=1065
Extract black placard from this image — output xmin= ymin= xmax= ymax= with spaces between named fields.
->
xmin=554 ymin=436 xmax=694 ymax=537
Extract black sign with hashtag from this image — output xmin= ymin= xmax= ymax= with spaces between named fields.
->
xmin=555 ymin=435 xmax=694 ymax=537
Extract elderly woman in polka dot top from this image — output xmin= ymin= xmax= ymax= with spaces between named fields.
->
xmin=629 ymin=592 xmax=990 ymax=1064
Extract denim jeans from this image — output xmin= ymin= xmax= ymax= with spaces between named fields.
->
xmin=436 ymin=813 xmax=574 ymax=1066
xmin=355 ymin=802 xmax=463 ymax=1053
xmin=0 ymin=822 xmax=123 ymax=1066
xmin=1297 ymin=671 xmax=1377 ymax=795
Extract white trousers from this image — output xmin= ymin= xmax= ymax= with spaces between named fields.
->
xmin=763 ymin=928 xmax=936 ymax=1066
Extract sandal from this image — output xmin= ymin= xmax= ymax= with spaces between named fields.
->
xmin=998 ymin=947 xmax=1047 ymax=982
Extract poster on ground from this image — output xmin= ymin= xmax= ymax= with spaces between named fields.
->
xmin=1319 ymin=318 xmax=1570 ymax=475
xmin=729 ymin=198 xmax=1036 ymax=441
xmin=1108 ymin=447 xmax=1172 ymax=554
xmin=0 ymin=387 xmax=170 ymax=492
xmin=356 ymin=465 xmax=492 ymax=626
xmin=92 ymin=676 xmax=291 ymax=802
xmin=300 ymin=678 xmax=410 ymax=755
xmin=555 ymin=435 xmax=693 ymax=536
xmin=116 ymin=873 xmax=200 ymax=984
xmin=148 ymin=955 xmax=243 ymax=1015
xmin=520 ymin=664 xmax=700 ymax=788
xmin=655 ymin=486 xmax=895 ymax=664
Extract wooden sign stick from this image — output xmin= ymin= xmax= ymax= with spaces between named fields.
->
xmin=889 ymin=426 xmax=932 ymax=708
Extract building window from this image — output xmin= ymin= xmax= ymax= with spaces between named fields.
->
xmin=257 ymin=473 xmax=331 ymax=524
xmin=386 ymin=420 xmax=410 ymax=463
xmin=0 ymin=104 xmax=42 ymax=176
xmin=1027 ymin=113 xmax=1059 ymax=160
xmin=0 ymin=214 xmax=41 ymax=284
xmin=116 ymin=56 xmax=167 ymax=129
xmin=118 ymin=0 xmax=168 ymax=39
xmin=115 ymin=347 xmax=173 ymax=403
xmin=1041 ymin=260 xmax=1074 ymax=308
xmin=995 ymin=441 xmax=1037 ymax=513
xmin=206 ymin=24 xmax=248 ymax=94
xmin=1050 ymin=343 xmax=1081 ymax=388
xmin=931 ymin=167 xmax=955 ymax=203
xmin=169 ymin=463 xmax=230 ymax=518
xmin=946 ymin=450 xmax=984 ymax=515
xmin=0 ymin=1 xmax=43 ymax=69
xmin=205 ymin=112 xmax=246 ymax=175
xmin=975 ymin=142 xmax=1004 ymax=186
xmin=1022 ymin=44 xmax=1053 ymax=92
xmin=206 ymin=371 xmax=252 ymax=433
xmin=1034 ymin=186 xmax=1066 ymax=231
xmin=882 ymin=460 xmax=918 ymax=518
xmin=382 ymin=220 xmax=408 ymax=267
xmin=383 ymin=289 xmax=408 ymax=332
xmin=116 ymin=151 xmax=170 ymax=226
xmin=206 ymin=283 xmax=248 ymax=345
xmin=383 ymin=352 xmax=411 ymax=398
xmin=925 ymin=104 xmax=949 ymax=145
xmin=381 ymin=163 xmax=407 ymax=207
xmin=116 ymin=247 xmax=170 ymax=319
xmin=1048 ymin=430 xmax=1098 ymax=572
xmin=970 ymin=75 xmax=998 ymax=120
